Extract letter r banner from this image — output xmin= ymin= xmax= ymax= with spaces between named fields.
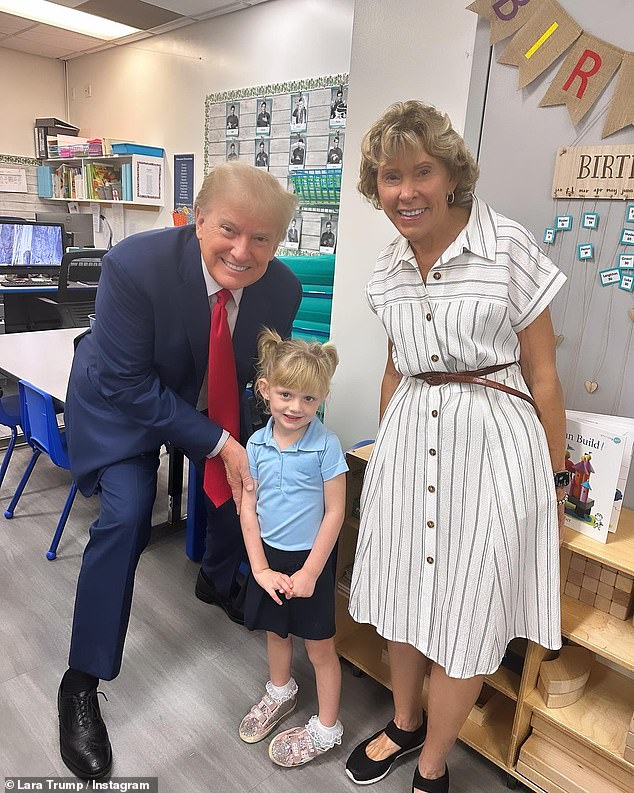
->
xmin=540 ymin=32 xmax=624 ymax=125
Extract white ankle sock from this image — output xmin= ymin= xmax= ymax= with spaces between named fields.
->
xmin=266 ymin=677 xmax=298 ymax=703
xmin=306 ymin=714 xmax=343 ymax=750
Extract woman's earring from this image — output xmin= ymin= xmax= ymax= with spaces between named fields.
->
xmin=447 ymin=191 xmax=455 ymax=205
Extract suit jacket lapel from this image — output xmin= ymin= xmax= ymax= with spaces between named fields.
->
xmin=175 ymin=234 xmax=210 ymax=388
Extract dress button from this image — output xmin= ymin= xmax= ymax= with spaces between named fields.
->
xmin=431 ymin=354 xmax=439 ymax=362
xmin=427 ymin=520 xmax=435 ymax=528
xmin=426 ymin=313 xmax=432 ymax=321
xmin=426 ymin=556 xmax=434 ymax=564
xmin=431 ymin=410 xmax=438 ymax=418
xmin=428 ymin=485 xmax=435 ymax=493
xmin=429 ymin=448 xmax=436 ymax=456
xmin=433 ymin=272 xmax=441 ymax=280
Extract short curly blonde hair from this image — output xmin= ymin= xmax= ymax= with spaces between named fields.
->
xmin=358 ymin=101 xmax=479 ymax=209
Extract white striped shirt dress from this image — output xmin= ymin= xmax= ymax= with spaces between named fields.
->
xmin=348 ymin=196 xmax=566 ymax=679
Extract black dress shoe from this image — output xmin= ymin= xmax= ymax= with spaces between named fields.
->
xmin=412 ymin=764 xmax=449 ymax=793
xmin=345 ymin=717 xmax=427 ymax=784
xmin=58 ymin=683 xmax=112 ymax=780
xmin=195 ymin=568 xmax=244 ymax=625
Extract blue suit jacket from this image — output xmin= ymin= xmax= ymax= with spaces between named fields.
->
xmin=65 ymin=225 xmax=301 ymax=495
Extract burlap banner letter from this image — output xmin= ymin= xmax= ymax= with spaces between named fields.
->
xmin=498 ymin=0 xmax=582 ymax=88
xmin=467 ymin=0 xmax=537 ymax=45
xmin=539 ymin=33 xmax=624 ymax=124
xmin=603 ymin=52 xmax=634 ymax=138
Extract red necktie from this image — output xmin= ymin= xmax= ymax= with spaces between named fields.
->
xmin=203 ymin=289 xmax=240 ymax=507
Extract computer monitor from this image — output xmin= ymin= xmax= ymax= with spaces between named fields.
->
xmin=0 ymin=219 xmax=65 ymax=275
xmin=36 ymin=211 xmax=95 ymax=249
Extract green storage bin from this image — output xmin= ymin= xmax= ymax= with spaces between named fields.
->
xmin=296 ymin=294 xmax=333 ymax=325
xmin=292 ymin=319 xmax=330 ymax=342
xmin=278 ymin=254 xmax=335 ymax=287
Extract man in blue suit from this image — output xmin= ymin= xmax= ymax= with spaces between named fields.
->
xmin=59 ymin=162 xmax=301 ymax=779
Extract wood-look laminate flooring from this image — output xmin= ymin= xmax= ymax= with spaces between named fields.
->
xmin=0 ymin=445 xmax=515 ymax=792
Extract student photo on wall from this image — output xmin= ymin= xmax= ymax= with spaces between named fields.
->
xmin=286 ymin=215 xmax=302 ymax=250
xmin=254 ymin=138 xmax=270 ymax=169
xmin=329 ymin=86 xmax=347 ymax=128
xmin=326 ymin=132 xmax=344 ymax=167
xmin=226 ymin=101 xmax=240 ymax=135
xmin=319 ymin=217 xmax=337 ymax=253
xmin=289 ymin=135 xmax=306 ymax=170
xmin=256 ymin=97 xmax=272 ymax=135
xmin=226 ymin=140 xmax=240 ymax=161
xmin=290 ymin=92 xmax=308 ymax=132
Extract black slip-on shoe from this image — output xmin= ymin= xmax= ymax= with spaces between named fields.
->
xmin=412 ymin=764 xmax=449 ymax=793
xmin=345 ymin=717 xmax=427 ymax=785
xmin=58 ymin=683 xmax=112 ymax=780
xmin=195 ymin=568 xmax=244 ymax=625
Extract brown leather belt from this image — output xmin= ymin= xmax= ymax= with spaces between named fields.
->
xmin=414 ymin=363 xmax=538 ymax=412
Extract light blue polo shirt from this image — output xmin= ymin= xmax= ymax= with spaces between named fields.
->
xmin=247 ymin=416 xmax=348 ymax=551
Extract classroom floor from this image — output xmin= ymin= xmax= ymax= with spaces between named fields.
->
xmin=0 ymin=444 xmax=515 ymax=793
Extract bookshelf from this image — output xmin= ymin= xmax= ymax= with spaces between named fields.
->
xmin=336 ymin=445 xmax=634 ymax=791
xmin=36 ymin=154 xmax=164 ymax=207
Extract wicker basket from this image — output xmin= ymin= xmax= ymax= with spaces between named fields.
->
xmin=289 ymin=168 xmax=341 ymax=206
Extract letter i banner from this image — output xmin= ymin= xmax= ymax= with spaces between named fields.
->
xmin=496 ymin=0 xmax=582 ymax=88
xmin=539 ymin=33 xmax=624 ymax=125
xmin=603 ymin=53 xmax=634 ymax=138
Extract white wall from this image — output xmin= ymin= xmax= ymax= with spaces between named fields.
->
xmin=0 ymin=48 xmax=66 ymax=157
xmin=327 ymin=0 xmax=479 ymax=449
xmin=65 ymin=0 xmax=354 ymax=237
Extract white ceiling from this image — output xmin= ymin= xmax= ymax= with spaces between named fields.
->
xmin=0 ymin=0 xmax=272 ymax=60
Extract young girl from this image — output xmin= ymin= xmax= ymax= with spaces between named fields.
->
xmin=238 ymin=328 xmax=348 ymax=767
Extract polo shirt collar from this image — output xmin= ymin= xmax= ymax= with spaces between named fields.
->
xmin=252 ymin=416 xmax=328 ymax=451
xmin=386 ymin=194 xmax=498 ymax=272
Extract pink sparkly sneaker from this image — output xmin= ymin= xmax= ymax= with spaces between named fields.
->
xmin=239 ymin=682 xmax=297 ymax=744
xmin=268 ymin=715 xmax=343 ymax=767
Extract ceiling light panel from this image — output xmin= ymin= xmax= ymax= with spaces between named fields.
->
xmin=0 ymin=0 xmax=141 ymax=39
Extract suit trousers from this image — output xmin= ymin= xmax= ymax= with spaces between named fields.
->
xmin=199 ymin=462 xmax=248 ymax=602
xmin=68 ymin=451 xmax=160 ymax=680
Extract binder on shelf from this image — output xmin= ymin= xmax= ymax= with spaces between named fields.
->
xmin=35 ymin=117 xmax=79 ymax=131
xmin=36 ymin=165 xmax=53 ymax=198
xmin=34 ymin=118 xmax=80 ymax=159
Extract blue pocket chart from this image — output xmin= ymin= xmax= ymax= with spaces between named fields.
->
xmin=577 ymin=243 xmax=593 ymax=260
xmin=582 ymin=212 xmax=598 ymax=230
xmin=620 ymin=273 xmax=633 ymax=292
xmin=599 ymin=268 xmax=620 ymax=286
xmin=621 ymin=228 xmax=634 ymax=246
xmin=556 ymin=215 xmax=573 ymax=230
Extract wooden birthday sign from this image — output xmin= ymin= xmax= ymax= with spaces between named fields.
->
xmin=552 ymin=144 xmax=634 ymax=199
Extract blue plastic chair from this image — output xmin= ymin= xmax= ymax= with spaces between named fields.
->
xmin=4 ymin=380 xmax=78 ymax=560
xmin=0 ymin=391 xmax=22 ymax=490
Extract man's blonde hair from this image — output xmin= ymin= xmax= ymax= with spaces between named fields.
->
xmin=195 ymin=162 xmax=298 ymax=243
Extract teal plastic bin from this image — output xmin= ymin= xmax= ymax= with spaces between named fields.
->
xmin=296 ymin=294 xmax=332 ymax=325
xmin=278 ymin=254 xmax=335 ymax=287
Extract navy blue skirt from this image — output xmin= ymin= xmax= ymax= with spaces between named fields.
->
xmin=244 ymin=542 xmax=337 ymax=640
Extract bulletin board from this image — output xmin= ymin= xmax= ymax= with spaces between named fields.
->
xmin=204 ymin=73 xmax=348 ymax=256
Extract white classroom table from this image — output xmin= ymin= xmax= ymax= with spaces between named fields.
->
xmin=0 ymin=327 xmax=81 ymax=402
xmin=0 ymin=328 xmax=185 ymax=525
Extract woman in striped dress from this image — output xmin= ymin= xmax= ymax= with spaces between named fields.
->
xmin=345 ymin=102 xmax=567 ymax=793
